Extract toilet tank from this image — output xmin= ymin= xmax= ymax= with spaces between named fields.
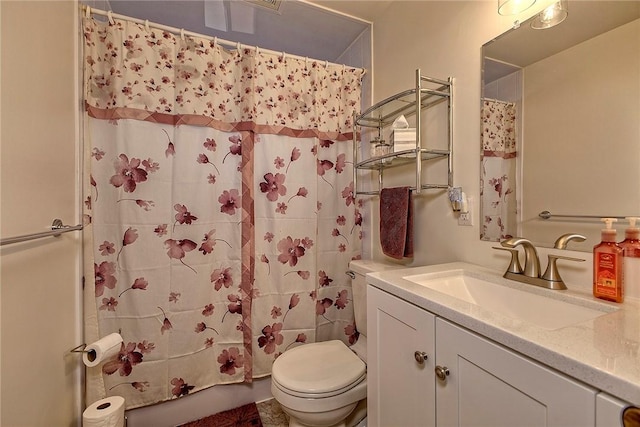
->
xmin=348 ymin=260 xmax=403 ymax=338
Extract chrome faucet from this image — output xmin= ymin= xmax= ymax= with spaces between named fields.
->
xmin=493 ymin=235 xmax=585 ymax=290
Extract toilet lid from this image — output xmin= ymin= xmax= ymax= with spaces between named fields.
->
xmin=272 ymin=340 xmax=366 ymax=394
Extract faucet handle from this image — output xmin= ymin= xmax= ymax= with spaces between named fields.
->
xmin=492 ymin=246 xmax=523 ymax=274
xmin=553 ymin=233 xmax=586 ymax=249
xmin=541 ymin=254 xmax=585 ymax=290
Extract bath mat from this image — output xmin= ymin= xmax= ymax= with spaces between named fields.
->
xmin=178 ymin=402 xmax=263 ymax=427
xmin=379 ymin=186 xmax=413 ymax=259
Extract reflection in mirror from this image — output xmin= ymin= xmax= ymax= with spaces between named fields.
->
xmin=480 ymin=1 xmax=640 ymax=252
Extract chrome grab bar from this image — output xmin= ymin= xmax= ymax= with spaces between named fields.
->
xmin=539 ymin=210 xmax=631 ymax=220
xmin=0 ymin=219 xmax=83 ymax=246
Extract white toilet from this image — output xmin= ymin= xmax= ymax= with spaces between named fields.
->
xmin=271 ymin=260 xmax=399 ymax=427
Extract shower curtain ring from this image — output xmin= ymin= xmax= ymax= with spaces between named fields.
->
xmin=107 ymin=10 xmax=114 ymax=25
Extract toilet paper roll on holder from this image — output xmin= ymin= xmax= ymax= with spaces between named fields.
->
xmin=70 ymin=329 xmax=122 ymax=358
xmin=71 ymin=343 xmax=105 ymax=366
xmin=70 ymin=332 xmax=124 ymax=367
xmin=69 ymin=343 xmax=109 ymax=365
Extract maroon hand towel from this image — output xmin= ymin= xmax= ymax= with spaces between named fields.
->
xmin=380 ymin=187 xmax=413 ymax=259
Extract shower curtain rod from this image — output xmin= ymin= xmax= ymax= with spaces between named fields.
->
xmin=482 ymin=97 xmax=515 ymax=106
xmin=82 ymin=5 xmax=366 ymax=75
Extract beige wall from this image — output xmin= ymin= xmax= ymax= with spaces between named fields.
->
xmin=0 ymin=1 xmax=82 ymax=426
xmin=522 ymin=19 xmax=640 ymax=248
xmin=368 ymin=1 xmax=596 ymax=289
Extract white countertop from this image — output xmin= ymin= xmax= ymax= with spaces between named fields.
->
xmin=366 ymin=262 xmax=640 ymax=405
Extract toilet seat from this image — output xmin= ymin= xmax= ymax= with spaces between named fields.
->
xmin=271 ymin=340 xmax=366 ymax=398
xmin=273 ymin=371 xmax=366 ymax=399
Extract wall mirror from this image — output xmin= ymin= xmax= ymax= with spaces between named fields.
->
xmin=480 ymin=1 xmax=640 ymax=252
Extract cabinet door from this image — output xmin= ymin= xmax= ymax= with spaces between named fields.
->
xmin=596 ymin=392 xmax=628 ymax=427
xmin=367 ymin=286 xmax=436 ymax=427
xmin=436 ymin=318 xmax=596 ymax=427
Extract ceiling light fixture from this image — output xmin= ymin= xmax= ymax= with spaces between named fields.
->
xmin=531 ymin=0 xmax=568 ymax=29
xmin=498 ymin=0 xmax=537 ymax=16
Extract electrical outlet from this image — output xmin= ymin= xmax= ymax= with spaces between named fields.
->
xmin=458 ymin=212 xmax=473 ymax=226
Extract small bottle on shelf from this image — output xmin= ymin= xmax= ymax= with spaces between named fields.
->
xmin=369 ymin=136 xmax=391 ymax=160
xmin=593 ymin=218 xmax=624 ymax=303
xmin=369 ymin=137 xmax=379 ymax=158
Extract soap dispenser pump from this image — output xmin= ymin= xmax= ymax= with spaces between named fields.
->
xmin=619 ymin=217 xmax=640 ymax=299
xmin=593 ymin=218 xmax=624 ymax=303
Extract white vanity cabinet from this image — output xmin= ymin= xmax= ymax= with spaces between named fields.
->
xmin=367 ymin=285 xmax=436 ymax=427
xmin=368 ymin=286 xmax=598 ymax=427
xmin=596 ymin=393 xmax=629 ymax=427
xmin=436 ymin=317 xmax=595 ymax=426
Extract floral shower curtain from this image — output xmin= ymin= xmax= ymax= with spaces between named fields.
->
xmin=82 ymin=16 xmax=363 ymax=409
xmin=480 ymin=99 xmax=517 ymax=241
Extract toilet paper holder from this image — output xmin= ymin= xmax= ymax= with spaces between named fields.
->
xmin=70 ymin=343 xmax=89 ymax=354
xmin=70 ymin=343 xmax=102 ymax=365
xmin=70 ymin=343 xmax=100 ymax=363
xmin=69 ymin=342 xmax=108 ymax=364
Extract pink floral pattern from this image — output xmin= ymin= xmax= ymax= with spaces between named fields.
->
xmin=102 ymin=342 xmax=144 ymax=376
xmin=218 ymin=347 xmax=244 ymax=375
xmin=250 ymin=133 xmax=361 ymax=377
xmin=257 ymin=323 xmax=284 ymax=354
xmin=83 ymin=18 xmax=362 ymax=136
xmin=259 ymin=173 xmax=287 ymax=202
xmin=480 ymin=100 xmax=517 ymax=241
xmin=109 ymin=154 xmax=148 ymax=192
xmin=83 ymin=15 xmax=362 ymax=411
xmin=94 ymin=261 xmax=117 ymax=297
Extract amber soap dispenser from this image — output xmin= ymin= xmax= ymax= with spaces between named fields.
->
xmin=619 ymin=217 xmax=640 ymax=299
xmin=593 ymin=218 xmax=624 ymax=302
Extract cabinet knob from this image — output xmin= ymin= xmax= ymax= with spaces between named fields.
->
xmin=435 ymin=365 xmax=450 ymax=382
xmin=414 ymin=351 xmax=428 ymax=364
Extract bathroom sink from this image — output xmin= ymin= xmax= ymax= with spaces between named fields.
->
xmin=402 ymin=270 xmax=615 ymax=330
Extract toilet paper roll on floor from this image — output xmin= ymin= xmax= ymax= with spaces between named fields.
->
xmin=82 ymin=333 xmax=123 ymax=367
xmin=83 ymin=396 xmax=125 ymax=427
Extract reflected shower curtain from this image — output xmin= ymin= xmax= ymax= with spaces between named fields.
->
xmin=82 ymin=17 xmax=363 ymax=409
xmin=480 ymin=100 xmax=517 ymax=241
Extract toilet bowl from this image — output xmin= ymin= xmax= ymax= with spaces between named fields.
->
xmin=270 ymin=260 xmax=400 ymax=427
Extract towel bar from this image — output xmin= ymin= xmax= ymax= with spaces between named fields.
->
xmin=0 ymin=219 xmax=83 ymax=246
xmin=538 ymin=211 xmax=632 ymax=221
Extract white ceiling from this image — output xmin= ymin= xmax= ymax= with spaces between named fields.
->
xmin=106 ymin=0 xmax=390 ymax=66
xmin=309 ymin=0 xmax=392 ymax=22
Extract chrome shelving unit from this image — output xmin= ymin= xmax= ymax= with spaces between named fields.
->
xmin=353 ymin=69 xmax=453 ymax=195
